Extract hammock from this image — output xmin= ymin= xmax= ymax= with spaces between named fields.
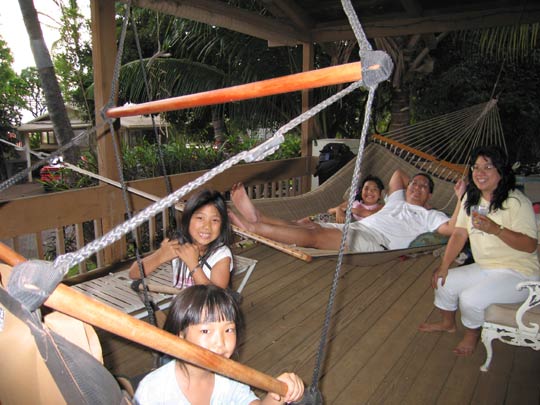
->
xmin=240 ymin=100 xmax=506 ymax=263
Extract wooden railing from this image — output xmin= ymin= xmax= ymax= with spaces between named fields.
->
xmin=0 ymin=157 xmax=317 ymax=276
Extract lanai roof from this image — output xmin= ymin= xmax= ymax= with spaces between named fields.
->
xmin=121 ymin=0 xmax=540 ymax=45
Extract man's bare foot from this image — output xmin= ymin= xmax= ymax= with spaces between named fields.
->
xmin=453 ymin=328 xmax=480 ymax=356
xmin=228 ymin=210 xmax=255 ymax=232
xmin=418 ymin=322 xmax=456 ymax=333
xmin=231 ymin=183 xmax=259 ymax=223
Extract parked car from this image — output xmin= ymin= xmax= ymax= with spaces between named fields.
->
xmin=39 ymin=158 xmax=64 ymax=192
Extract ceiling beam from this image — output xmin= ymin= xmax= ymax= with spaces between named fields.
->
xmin=261 ymin=0 xmax=315 ymax=31
xmin=313 ymin=5 xmax=540 ymax=41
xmin=124 ymin=0 xmax=311 ymax=45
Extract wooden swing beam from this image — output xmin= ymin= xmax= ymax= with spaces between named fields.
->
xmin=0 ymin=242 xmax=288 ymax=397
xmin=371 ymin=134 xmax=467 ymax=175
xmin=106 ymin=62 xmax=364 ymax=118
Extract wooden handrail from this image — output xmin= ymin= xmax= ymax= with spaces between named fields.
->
xmin=0 ymin=242 xmax=288 ymax=397
xmin=106 ymin=62 xmax=364 ymax=118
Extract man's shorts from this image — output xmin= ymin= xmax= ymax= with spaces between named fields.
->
xmin=319 ymin=221 xmax=389 ymax=253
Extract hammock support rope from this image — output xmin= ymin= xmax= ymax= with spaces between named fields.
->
xmin=371 ymin=99 xmax=506 ymax=181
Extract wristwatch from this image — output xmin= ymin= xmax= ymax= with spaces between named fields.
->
xmin=496 ymin=224 xmax=504 ymax=235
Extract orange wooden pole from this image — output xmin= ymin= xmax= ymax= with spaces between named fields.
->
xmin=372 ymin=134 xmax=467 ymax=175
xmin=106 ymin=62 xmax=363 ymax=118
xmin=0 ymin=242 xmax=288 ymax=397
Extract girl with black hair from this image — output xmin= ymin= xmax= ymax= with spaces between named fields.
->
xmin=133 ymin=285 xmax=304 ymax=404
xmin=129 ymin=189 xmax=233 ymax=289
xmin=327 ymin=174 xmax=385 ymax=223
xmin=420 ymin=145 xmax=539 ymax=356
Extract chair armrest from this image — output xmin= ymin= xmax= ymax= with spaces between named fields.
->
xmin=516 ymin=281 xmax=540 ymax=334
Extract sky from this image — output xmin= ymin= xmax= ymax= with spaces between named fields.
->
xmin=0 ymin=0 xmax=91 ymax=73
xmin=0 ymin=1 xmax=91 ymax=121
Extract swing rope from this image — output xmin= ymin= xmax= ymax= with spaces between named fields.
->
xmin=301 ymin=1 xmax=391 ymax=400
xmin=100 ymin=0 xmax=158 ymax=327
xmin=130 ymin=10 xmax=178 ymax=236
xmin=5 ymin=0 xmax=392 ymax=401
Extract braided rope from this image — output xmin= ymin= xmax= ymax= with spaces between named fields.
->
xmin=306 ymin=0 xmax=391 ymax=393
xmin=309 ymin=87 xmax=378 ymax=388
xmin=52 ymin=78 xmax=365 ymax=271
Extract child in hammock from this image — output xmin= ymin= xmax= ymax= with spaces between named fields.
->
xmin=133 ymin=285 xmax=304 ymax=404
xmin=129 ymin=189 xmax=233 ymax=289
xmin=292 ymin=174 xmax=385 ymax=226
xmin=325 ymin=174 xmax=385 ymax=223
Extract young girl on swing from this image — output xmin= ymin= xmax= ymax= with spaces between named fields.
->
xmin=129 ymin=189 xmax=233 ymax=289
xmin=133 ymin=285 xmax=305 ymax=404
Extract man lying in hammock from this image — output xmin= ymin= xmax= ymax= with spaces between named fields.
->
xmin=229 ymin=169 xmax=464 ymax=252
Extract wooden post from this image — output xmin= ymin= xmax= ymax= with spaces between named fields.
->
xmin=90 ymin=0 xmax=126 ymax=264
xmin=301 ymin=42 xmax=314 ymax=192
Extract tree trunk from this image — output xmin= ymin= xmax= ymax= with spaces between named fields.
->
xmin=388 ymin=88 xmax=411 ymax=132
xmin=18 ymin=0 xmax=79 ymax=164
xmin=211 ymin=107 xmax=226 ymax=147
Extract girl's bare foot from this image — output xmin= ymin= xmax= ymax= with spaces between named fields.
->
xmin=418 ymin=322 xmax=456 ymax=333
xmin=453 ymin=328 xmax=480 ymax=356
xmin=231 ymin=183 xmax=259 ymax=223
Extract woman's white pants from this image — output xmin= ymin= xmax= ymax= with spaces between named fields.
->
xmin=434 ymin=263 xmax=537 ymax=329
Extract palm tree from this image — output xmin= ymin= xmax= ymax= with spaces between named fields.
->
xmin=18 ymin=0 xmax=79 ymax=163
xmin=117 ymin=7 xmax=376 ymax=144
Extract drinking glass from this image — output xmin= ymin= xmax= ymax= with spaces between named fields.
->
xmin=471 ymin=205 xmax=489 ymax=232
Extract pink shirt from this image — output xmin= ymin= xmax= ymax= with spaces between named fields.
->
xmin=352 ymin=201 xmax=381 ymax=221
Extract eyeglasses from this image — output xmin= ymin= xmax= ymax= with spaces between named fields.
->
xmin=409 ymin=180 xmax=430 ymax=190
xmin=471 ymin=164 xmax=496 ymax=172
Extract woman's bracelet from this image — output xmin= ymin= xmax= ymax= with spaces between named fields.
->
xmin=189 ymin=265 xmax=202 ymax=278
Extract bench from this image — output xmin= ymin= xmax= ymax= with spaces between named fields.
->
xmin=72 ymin=255 xmax=258 ymax=318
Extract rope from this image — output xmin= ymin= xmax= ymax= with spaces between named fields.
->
xmin=130 ymin=13 xmax=177 ymax=235
xmin=51 ymin=77 xmax=367 ymax=271
xmin=303 ymin=0 xmax=392 ymax=398
xmin=371 ymin=100 xmax=506 ymax=181
xmin=309 ymin=87 xmax=377 ymax=389
xmin=99 ymin=0 xmax=158 ymax=327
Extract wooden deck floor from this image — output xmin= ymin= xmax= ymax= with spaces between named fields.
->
xmin=99 ymin=244 xmax=540 ymax=404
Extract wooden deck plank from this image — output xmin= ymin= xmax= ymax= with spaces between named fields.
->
xmin=241 ymin=259 xmax=386 ymax=368
xmin=470 ymin=341 xmax=515 ymax=405
xmin=504 ymin=346 xmax=540 ymax=404
xmin=95 ymin=245 xmax=540 ymax=404
xmin=324 ymin=255 xmax=437 ymax=403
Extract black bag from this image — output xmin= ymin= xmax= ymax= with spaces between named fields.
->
xmin=314 ymin=143 xmax=355 ymax=185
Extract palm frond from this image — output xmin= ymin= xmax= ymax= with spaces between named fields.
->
xmin=456 ymin=23 xmax=540 ymax=63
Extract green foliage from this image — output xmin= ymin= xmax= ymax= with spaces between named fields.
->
xmin=455 ymin=23 xmax=540 ymax=64
xmin=19 ymin=67 xmax=47 ymax=118
xmin=267 ymin=134 xmax=301 ymax=160
xmin=52 ymin=0 xmax=94 ymax=122
xmin=121 ymin=141 xmax=226 ymax=180
xmin=0 ymin=37 xmax=27 ymax=133
xmin=116 ymin=7 xmax=380 ymax=142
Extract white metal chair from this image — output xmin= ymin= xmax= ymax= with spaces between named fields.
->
xmin=480 ymin=281 xmax=540 ymax=371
